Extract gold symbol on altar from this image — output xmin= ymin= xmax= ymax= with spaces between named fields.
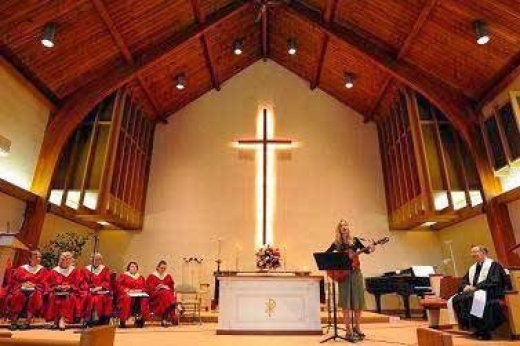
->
xmin=265 ymin=298 xmax=276 ymax=317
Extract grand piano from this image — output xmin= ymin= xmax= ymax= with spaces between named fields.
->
xmin=365 ymin=266 xmax=435 ymax=319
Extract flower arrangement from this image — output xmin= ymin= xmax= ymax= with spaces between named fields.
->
xmin=41 ymin=232 xmax=89 ymax=268
xmin=256 ymin=245 xmax=282 ymax=271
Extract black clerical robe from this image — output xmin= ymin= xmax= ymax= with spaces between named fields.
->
xmin=450 ymin=259 xmax=507 ymax=333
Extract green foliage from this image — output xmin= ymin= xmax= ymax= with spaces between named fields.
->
xmin=40 ymin=232 xmax=89 ymax=268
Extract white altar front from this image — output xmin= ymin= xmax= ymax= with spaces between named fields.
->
xmin=217 ymin=275 xmax=322 ymax=335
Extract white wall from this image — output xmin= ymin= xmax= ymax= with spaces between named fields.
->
xmin=99 ymin=61 xmax=442 ymax=310
xmin=0 ymin=61 xmax=50 ymax=190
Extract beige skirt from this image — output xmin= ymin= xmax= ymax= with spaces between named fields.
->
xmin=337 ymin=270 xmax=366 ymax=310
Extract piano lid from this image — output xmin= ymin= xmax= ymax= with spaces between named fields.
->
xmin=382 ymin=266 xmax=436 ymax=277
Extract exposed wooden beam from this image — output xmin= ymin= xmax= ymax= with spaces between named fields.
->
xmin=284 ymin=3 xmax=475 ymax=137
xmin=0 ymin=0 xmax=86 ymax=32
xmin=136 ymin=75 xmax=168 ymax=123
xmin=310 ymin=34 xmax=328 ymax=90
xmin=0 ymin=178 xmax=38 ymax=203
xmin=201 ymin=35 xmax=221 ymax=91
xmin=397 ymin=0 xmax=438 ymax=60
xmin=0 ymin=44 xmax=60 ymax=106
xmin=90 ymin=0 xmax=166 ymax=121
xmin=90 ymin=0 xmax=134 ymax=64
xmin=310 ymin=0 xmax=337 ymax=90
xmin=323 ymin=0 xmax=338 ymax=23
xmin=262 ymin=9 xmax=269 ymax=61
xmin=365 ymin=77 xmax=393 ymax=123
xmin=476 ymin=51 xmax=520 ymax=109
xmin=190 ymin=0 xmax=220 ymax=91
xmin=366 ymin=0 xmax=437 ymax=122
xmin=190 ymin=0 xmax=205 ymax=24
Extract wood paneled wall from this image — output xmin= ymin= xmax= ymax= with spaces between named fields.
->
xmin=49 ymin=88 xmax=154 ymax=229
xmin=378 ymin=88 xmax=483 ymax=229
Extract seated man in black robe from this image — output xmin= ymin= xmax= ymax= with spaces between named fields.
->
xmin=448 ymin=245 xmax=508 ymax=340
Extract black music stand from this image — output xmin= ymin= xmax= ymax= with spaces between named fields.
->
xmin=314 ymin=252 xmax=353 ymax=343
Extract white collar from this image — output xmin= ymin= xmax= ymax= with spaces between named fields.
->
xmin=152 ymin=271 xmax=168 ymax=280
xmin=85 ymin=264 xmax=105 ymax=276
xmin=124 ymin=271 xmax=141 ymax=280
xmin=53 ymin=265 xmax=75 ymax=277
xmin=21 ymin=264 xmax=43 ymax=274
xmin=469 ymin=258 xmax=493 ymax=286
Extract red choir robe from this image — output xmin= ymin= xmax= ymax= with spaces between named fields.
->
xmin=8 ymin=264 xmax=47 ymax=319
xmin=82 ymin=265 xmax=113 ymax=319
xmin=146 ymin=272 xmax=176 ymax=318
xmin=0 ymin=265 xmax=14 ymax=318
xmin=75 ymin=269 xmax=88 ymax=320
xmin=45 ymin=266 xmax=81 ymax=323
xmin=117 ymin=272 xmax=150 ymax=321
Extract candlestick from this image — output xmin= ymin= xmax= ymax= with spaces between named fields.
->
xmin=283 ymin=246 xmax=287 ymax=271
xmin=217 ymin=237 xmax=222 ymax=259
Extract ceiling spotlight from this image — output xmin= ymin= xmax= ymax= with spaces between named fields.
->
xmin=233 ymin=38 xmax=244 ymax=55
xmin=344 ymin=73 xmax=355 ymax=89
xmin=41 ymin=23 xmax=57 ymax=48
xmin=175 ymin=73 xmax=186 ymax=90
xmin=287 ymin=38 xmax=297 ymax=55
xmin=474 ymin=20 xmax=490 ymax=45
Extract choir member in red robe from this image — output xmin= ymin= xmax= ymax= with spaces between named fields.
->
xmin=117 ymin=261 xmax=150 ymax=328
xmin=0 ymin=259 xmax=14 ymax=321
xmin=83 ymin=253 xmax=113 ymax=326
xmin=147 ymin=260 xmax=177 ymax=327
xmin=45 ymin=252 xmax=81 ymax=330
xmin=7 ymin=250 xmax=47 ymax=330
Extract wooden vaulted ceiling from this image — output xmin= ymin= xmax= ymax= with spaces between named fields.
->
xmin=1 ymin=0 xmax=520 ymax=123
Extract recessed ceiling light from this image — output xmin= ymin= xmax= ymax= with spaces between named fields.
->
xmin=175 ymin=73 xmax=186 ymax=90
xmin=474 ymin=20 xmax=490 ymax=45
xmin=41 ymin=23 xmax=56 ymax=48
xmin=287 ymin=38 xmax=297 ymax=55
xmin=344 ymin=73 xmax=355 ymax=89
xmin=233 ymin=38 xmax=244 ymax=55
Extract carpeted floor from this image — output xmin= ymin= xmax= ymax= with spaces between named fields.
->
xmin=5 ymin=321 xmax=520 ymax=346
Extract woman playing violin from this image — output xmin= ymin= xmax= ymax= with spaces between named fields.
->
xmin=326 ymin=219 xmax=375 ymax=339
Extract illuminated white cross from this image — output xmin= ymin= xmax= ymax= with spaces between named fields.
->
xmin=235 ymin=108 xmax=296 ymax=247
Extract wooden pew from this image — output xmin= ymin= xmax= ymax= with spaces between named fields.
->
xmin=421 ymin=269 xmax=520 ymax=339
xmin=0 ymin=326 xmax=115 ymax=346
xmin=417 ymin=328 xmax=453 ymax=346
xmin=420 ymin=275 xmax=460 ymax=328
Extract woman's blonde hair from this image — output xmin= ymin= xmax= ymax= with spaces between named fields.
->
xmin=335 ymin=219 xmax=353 ymax=245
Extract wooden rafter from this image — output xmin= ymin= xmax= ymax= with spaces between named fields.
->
xmin=0 ymin=0 xmax=86 ymax=32
xmin=262 ymin=8 xmax=269 ymax=61
xmin=397 ymin=0 xmax=438 ymax=60
xmin=310 ymin=0 xmax=337 ymax=90
xmin=365 ymin=77 xmax=393 ymax=123
xmin=90 ymin=0 xmax=164 ymax=120
xmin=367 ymin=0 xmax=438 ymax=122
xmin=191 ymin=0 xmax=220 ymax=91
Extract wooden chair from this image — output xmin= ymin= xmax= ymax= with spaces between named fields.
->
xmin=0 ymin=325 xmax=116 ymax=346
xmin=420 ymin=276 xmax=460 ymax=328
xmin=417 ymin=328 xmax=453 ymax=346
xmin=175 ymin=284 xmax=202 ymax=325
